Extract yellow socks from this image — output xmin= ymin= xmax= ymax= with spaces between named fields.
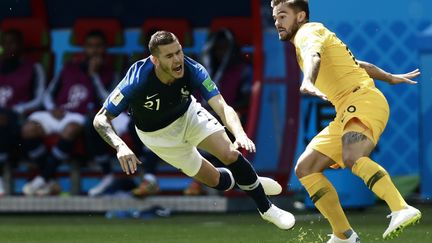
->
xmin=352 ymin=157 xmax=407 ymax=212
xmin=300 ymin=173 xmax=351 ymax=237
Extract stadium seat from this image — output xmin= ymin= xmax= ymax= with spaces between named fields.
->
xmin=0 ymin=17 xmax=50 ymax=50
xmin=141 ymin=18 xmax=193 ymax=47
xmin=71 ymin=18 xmax=124 ymax=47
xmin=0 ymin=18 xmax=55 ymax=79
xmin=210 ymin=17 xmax=253 ymax=47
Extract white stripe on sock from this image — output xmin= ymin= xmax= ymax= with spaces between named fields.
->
xmin=219 ymin=168 xmax=235 ymax=191
xmin=237 ymin=179 xmax=260 ymax=191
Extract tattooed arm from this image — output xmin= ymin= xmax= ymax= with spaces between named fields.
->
xmin=93 ymin=108 xmax=141 ymax=175
xmin=93 ymin=108 xmax=124 ymax=149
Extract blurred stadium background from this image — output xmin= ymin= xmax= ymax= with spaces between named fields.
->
xmin=0 ymin=0 xmax=431 ymax=242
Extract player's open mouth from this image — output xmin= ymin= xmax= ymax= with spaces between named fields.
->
xmin=278 ymin=28 xmax=286 ymax=33
xmin=173 ymin=65 xmax=182 ymax=73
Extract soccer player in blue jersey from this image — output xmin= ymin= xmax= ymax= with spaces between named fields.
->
xmin=93 ymin=31 xmax=295 ymax=229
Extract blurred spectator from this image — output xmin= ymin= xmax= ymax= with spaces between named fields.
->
xmin=201 ymin=28 xmax=252 ymax=124
xmin=20 ymin=30 xmax=121 ymax=196
xmin=184 ymin=29 xmax=253 ymax=195
xmin=0 ymin=30 xmax=45 ymax=195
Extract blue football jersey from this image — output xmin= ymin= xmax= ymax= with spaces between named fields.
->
xmin=103 ymin=56 xmax=220 ymax=131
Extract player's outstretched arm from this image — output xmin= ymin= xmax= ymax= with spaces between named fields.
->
xmin=207 ymin=94 xmax=256 ymax=153
xmin=357 ymin=60 xmax=420 ymax=85
xmin=300 ymin=53 xmax=328 ymax=101
xmin=93 ymin=108 xmax=141 ymax=175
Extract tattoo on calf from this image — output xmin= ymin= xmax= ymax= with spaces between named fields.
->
xmin=342 ymin=131 xmax=367 ymax=145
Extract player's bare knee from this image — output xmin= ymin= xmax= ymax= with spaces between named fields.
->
xmin=206 ymin=175 xmax=219 ymax=188
xmin=342 ymin=153 xmax=359 ymax=169
xmin=194 ymin=163 xmax=219 ymax=187
xmin=219 ymin=149 xmax=240 ymax=164
xmin=295 ymin=158 xmax=313 ymax=178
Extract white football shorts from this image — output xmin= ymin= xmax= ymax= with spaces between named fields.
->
xmin=135 ymin=97 xmax=224 ymax=176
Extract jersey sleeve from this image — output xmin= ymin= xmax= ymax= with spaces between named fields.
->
xmin=103 ymin=62 xmax=141 ymax=117
xmin=191 ymin=61 xmax=220 ymax=101
xmin=295 ymin=24 xmax=326 ymax=59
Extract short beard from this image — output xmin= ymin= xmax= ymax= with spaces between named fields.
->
xmin=160 ymin=63 xmax=175 ymax=80
xmin=282 ymin=22 xmax=301 ymax=41
xmin=280 ymin=33 xmax=291 ymax=41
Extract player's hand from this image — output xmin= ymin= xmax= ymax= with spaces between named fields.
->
xmin=234 ymin=133 xmax=256 ymax=153
xmin=300 ymin=82 xmax=328 ymax=101
xmin=116 ymin=143 xmax=142 ymax=175
xmin=388 ymin=69 xmax=420 ymax=85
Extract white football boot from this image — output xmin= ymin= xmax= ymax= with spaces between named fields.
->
xmin=258 ymin=177 xmax=282 ymax=195
xmin=260 ymin=204 xmax=295 ymax=230
xmin=383 ymin=205 xmax=421 ymax=239
xmin=327 ymin=232 xmax=360 ymax=243
xmin=35 ymin=180 xmax=61 ymax=196
xmin=23 ymin=176 xmax=47 ymax=196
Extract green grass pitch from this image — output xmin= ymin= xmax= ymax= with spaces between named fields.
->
xmin=0 ymin=204 xmax=430 ymax=243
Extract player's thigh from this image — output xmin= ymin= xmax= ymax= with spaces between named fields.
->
xmin=295 ymin=148 xmax=335 ymax=178
xmin=185 ymin=103 xmax=233 ymax=163
xmin=146 ymin=143 xmax=203 ymax=177
xmin=341 ymin=118 xmax=375 ymax=168
xmin=305 ymin=124 xmax=344 ymax=169
xmin=339 ymin=87 xmax=389 ymax=145
xmin=197 ymin=130 xmax=239 ymax=164
xmin=339 ymin=89 xmax=389 ymax=167
xmin=185 ymin=99 xmax=224 ymax=147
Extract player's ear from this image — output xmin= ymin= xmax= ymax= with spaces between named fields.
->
xmin=297 ymin=11 xmax=306 ymax=22
xmin=150 ymin=55 xmax=158 ymax=65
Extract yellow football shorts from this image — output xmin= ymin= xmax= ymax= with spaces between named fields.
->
xmin=307 ymin=87 xmax=390 ymax=168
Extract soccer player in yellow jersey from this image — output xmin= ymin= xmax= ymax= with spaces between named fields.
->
xmin=271 ymin=0 xmax=422 ymax=242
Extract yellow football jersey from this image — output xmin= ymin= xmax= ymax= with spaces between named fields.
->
xmin=293 ymin=22 xmax=375 ymax=106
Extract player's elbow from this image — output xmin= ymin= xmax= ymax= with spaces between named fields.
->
xmin=93 ymin=108 xmax=114 ymax=129
xmin=93 ymin=114 xmax=103 ymax=130
xmin=93 ymin=111 xmax=108 ymax=130
xmin=356 ymin=60 xmax=367 ymax=69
